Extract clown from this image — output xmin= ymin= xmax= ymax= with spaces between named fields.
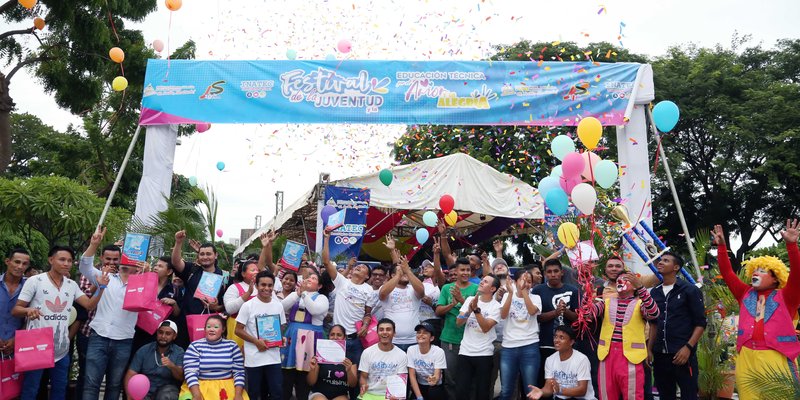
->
xmin=591 ymin=272 xmax=660 ymax=399
xmin=712 ymin=219 xmax=800 ymax=400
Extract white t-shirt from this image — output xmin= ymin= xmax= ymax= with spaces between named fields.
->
xmin=458 ymin=296 xmax=501 ymax=357
xmin=544 ymin=350 xmax=596 ymax=400
xmin=501 ymin=293 xmax=543 ymax=348
xmin=406 ymin=344 xmax=446 ymax=386
xmin=332 ymin=274 xmax=376 ymax=335
xmin=418 ymin=282 xmax=441 ymax=322
xmin=381 ymin=285 xmax=422 ymax=345
xmin=236 ymin=296 xmax=287 ymax=367
xmin=662 ymin=284 xmax=674 ymax=296
xmin=79 ymin=256 xmax=137 ymax=340
xmin=370 ymin=289 xmax=384 ymax=321
xmin=358 ymin=344 xmax=408 ymax=395
xmin=18 ymin=273 xmax=85 ymax=362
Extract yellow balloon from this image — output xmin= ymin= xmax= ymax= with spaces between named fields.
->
xmin=112 ymin=76 xmax=128 ymax=92
xmin=577 ymin=117 xmax=602 ymax=150
xmin=557 ymin=222 xmax=580 ymax=249
xmin=109 ymin=47 xmax=125 ymax=63
xmin=18 ymin=0 xmax=36 ymax=10
xmin=444 ymin=210 xmax=458 ymax=226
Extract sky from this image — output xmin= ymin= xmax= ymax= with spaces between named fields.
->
xmin=8 ymin=0 xmax=800 ymax=249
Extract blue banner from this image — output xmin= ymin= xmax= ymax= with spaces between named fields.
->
xmin=140 ymin=60 xmax=641 ymax=126
xmin=323 ymin=186 xmax=370 ymax=259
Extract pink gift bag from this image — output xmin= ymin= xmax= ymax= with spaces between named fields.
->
xmin=355 ymin=316 xmax=378 ymax=348
xmin=136 ymin=302 xmax=174 ymax=335
xmin=0 ymin=354 xmax=23 ymax=400
xmin=123 ymin=272 xmax=158 ymax=312
xmin=14 ymin=327 xmax=54 ymax=372
xmin=186 ymin=313 xmax=219 ymax=342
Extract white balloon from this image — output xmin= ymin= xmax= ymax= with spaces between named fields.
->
xmin=570 ymin=183 xmax=597 ymax=215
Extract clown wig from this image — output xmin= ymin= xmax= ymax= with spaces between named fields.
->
xmin=742 ymin=255 xmax=789 ymax=289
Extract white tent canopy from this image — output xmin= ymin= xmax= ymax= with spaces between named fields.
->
xmin=235 ymin=153 xmax=544 ymax=255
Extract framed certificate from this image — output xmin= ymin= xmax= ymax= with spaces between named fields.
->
xmin=385 ymin=374 xmax=407 ymax=399
xmin=255 ymin=314 xmax=283 ymax=348
xmin=315 ymin=339 xmax=346 ymax=364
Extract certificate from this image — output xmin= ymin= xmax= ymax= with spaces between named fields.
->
xmin=193 ymin=271 xmax=223 ymax=302
xmin=385 ymin=374 xmax=407 ymax=399
xmin=315 ymin=339 xmax=345 ymax=364
xmin=255 ymin=314 xmax=283 ymax=348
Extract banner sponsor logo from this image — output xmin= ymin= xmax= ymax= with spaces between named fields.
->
xmin=143 ymin=83 xmax=197 ymax=97
xmin=241 ymin=80 xmax=274 ymax=99
xmin=322 ymin=186 xmax=370 ymax=259
xmin=199 ymin=80 xmax=226 ymax=100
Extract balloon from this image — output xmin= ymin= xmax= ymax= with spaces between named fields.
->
xmin=653 ymin=100 xmax=680 ymax=132
xmin=439 ymin=194 xmax=455 ymax=214
xmin=195 ymin=123 xmax=211 ymax=133
xmin=422 ymin=211 xmax=438 ymax=227
xmin=188 ymin=176 xmax=197 ymax=186
xmin=112 ymin=76 xmax=128 ymax=92
xmin=320 ymin=205 xmax=337 ymax=223
xmin=337 ymin=39 xmax=352 ymax=53
xmin=444 ymin=210 xmax=458 ymax=226
xmin=561 ymin=152 xmax=585 ymax=179
xmin=415 ymin=228 xmax=429 ymax=245
xmin=378 ymin=169 xmax=393 ymax=186
xmin=537 ymin=176 xmax=560 ymax=198
xmin=580 ymin=151 xmax=602 ymax=181
xmin=577 ymin=117 xmax=602 ymax=150
xmin=559 ymin=175 xmax=581 ymax=195
xmin=153 ymin=39 xmax=165 ymax=52
xmin=215 ymin=229 xmax=223 ymax=238
xmin=286 ymin=49 xmax=297 ymax=60
xmin=594 ymin=160 xmax=619 ymax=189
xmin=550 ymin=165 xmax=563 ymax=178
xmin=18 ymin=0 xmax=35 ymax=10
xmin=216 ymin=161 xmax=225 ymax=171
xmin=550 ymin=135 xmax=575 ymax=161
xmin=127 ymin=374 xmax=150 ymax=400
xmin=571 ymin=183 xmax=597 ymax=215
xmin=109 ymin=47 xmax=124 ymax=63
xmin=544 ymin=188 xmax=569 ymax=216
xmin=33 ymin=17 xmax=45 ymax=30
xmin=557 ymin=222 xmax=580 ymax=249
xmin=325 ymin=54 xmax=337 ymax=61
xmin=165 ymin=0 xmax=181 ymax=11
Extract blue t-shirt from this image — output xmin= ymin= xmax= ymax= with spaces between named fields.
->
xmin=128 ymin=342 xmax=185 ymax=395
xmin=531 ymin=283 xmax=579 ymax=348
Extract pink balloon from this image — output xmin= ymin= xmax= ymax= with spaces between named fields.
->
xmin=127 ymin=374 xmax=150 ymax=400
xmin=337 ymin=39 xmax=352 ymax=53
xmin=561 ymin=152 xmax=585 ymax=179
xmin=559 ymin=175 xmax=581 ymax=194
xmin=152 ymin=39 xmax=164 ymax=53
xmin=580 ymin=151 xmax=602 ymax=181
xmin=216 ymin=229 xmax=223 ymax=238
xmin=195 ymin=123 xmax=211 ymax=133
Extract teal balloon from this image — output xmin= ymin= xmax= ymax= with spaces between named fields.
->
xmin=379 ymin=169 xmax=393 ymax=186
xmin=550 ymin=135 xmax=576 ymax=161
xmin=188 ymin=176 xmax=197 ymax=186
xmin=415 ymin=228 xmax=430 ymax=244
xmin=325 ymin=54 xmax=336 ymax=61
xmin=216 ymin=161 xmax=225 ymax=171
xmin=551 ymin=165 xmax=563 ymax=178
xmin=537 ymin=176 xmax=560 ymax=198
xmin=652 ymin=101 xmax=680 ymax=132
xmin=545 ymin=188 xmax=569 ymax=216
xmin=422 ymin=211 xmax=438 ymax=227
xmin=286 ymin=49 xmax=297 ymax=60
xmin=594 ymin=160 xmax=619 ymax=189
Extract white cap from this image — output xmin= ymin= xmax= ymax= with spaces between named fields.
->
xmin=160 ymin=320 xmax=178 ymax=335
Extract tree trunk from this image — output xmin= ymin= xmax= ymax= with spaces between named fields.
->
xmin=0 ymin=73 xmax=14 ymax=174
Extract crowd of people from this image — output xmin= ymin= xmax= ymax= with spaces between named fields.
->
xmin=1 ymin=218 xmax=798 ymax=400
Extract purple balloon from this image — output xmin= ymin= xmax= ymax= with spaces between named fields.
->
xmin=320 ymin=205 xmax=337 ymax=223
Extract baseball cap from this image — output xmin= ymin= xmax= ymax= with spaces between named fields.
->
xmin=491 ymin=258 xmax=509 ymax=269
xmin=414 ymin=322 xmax=435 ymax=335
xmin=420 ymin=260 xmax=433 ymax=268
xmin=160 ymin=320 xmax=178 ymax=335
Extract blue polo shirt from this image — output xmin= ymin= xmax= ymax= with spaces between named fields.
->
xmin=0 ymin=274 xmax=25 ymax=341
xmin=128 ymin=341 xmax=185 ymax=396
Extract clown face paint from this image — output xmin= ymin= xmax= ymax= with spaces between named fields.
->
xmin=616 ymin=277 xmax=633 ymax=294
xmin=751 ymin=268 xmax=778 ymax=290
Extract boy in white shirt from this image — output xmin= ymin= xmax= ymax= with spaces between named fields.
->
xmin=407 ymin=322 xmax=447 ymax=400
xmin=358 ymin=318 xmax=408 ymax=400
xmin=499 ymin=269 xmax=542 ymax=400
xmin=379 ymin=250 xmax=425 ymax=351
xmin=527 ymin=325 xmax=596 ymax=400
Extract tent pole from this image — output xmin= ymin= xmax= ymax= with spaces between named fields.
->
xmin=96 ymin=125 xmax=144 ymax=230
xmin=644 ymin=108 xmax=702 ymax=281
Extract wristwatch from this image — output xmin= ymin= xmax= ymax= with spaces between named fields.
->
xmin=473 ymin=308 xmax=481 ymax=314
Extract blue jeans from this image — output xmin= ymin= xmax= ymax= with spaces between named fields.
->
xmin=82 ymin=331 xmax=133 ymax=400
xmin=500 ymin=342 xmax=540 ymax=400
xmin=21 ymin=353 xmax=70 ymax=400
xmin=246 ymin=363 xmax=283 ymax=399
xmin=345 ymin=338 xmax=363 ymax=400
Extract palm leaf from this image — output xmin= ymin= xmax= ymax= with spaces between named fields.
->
xmin=740 ymin=364 xmax=800 ymax=400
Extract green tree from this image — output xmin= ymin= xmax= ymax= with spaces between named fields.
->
xmin=651 ymin=38 xmax=800 ymax=264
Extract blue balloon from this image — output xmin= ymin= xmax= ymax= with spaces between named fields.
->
xmin=652 ymin=101 xmax=680 ymax=132
xmin=325 ymin=54 xmax=337 ymax=61
xmin=416 ymin=228 xmax=430 ymax=244
xmin=216 ymin=161 xmax=225 ymax=171
xmin=188 ymin=176 xmax=197 ymax=186
xmin=545 ymin=188 xmax=569 ymax=216
xmin=320 ymin=205 xmax=337 ymax=223
xmin=422 ymin=211 xmax=438 ymax=227
xmin=537 ymin=176 xmax=560 ymax=198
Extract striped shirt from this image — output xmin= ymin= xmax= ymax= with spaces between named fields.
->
xmin=183 ymin=338 xmax=245 ymax=388
xmin=593 ymin=288 xmax=659 ymax=342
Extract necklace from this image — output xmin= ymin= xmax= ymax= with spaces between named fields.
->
xmin=46 ymin=271 xmax=63 ymax=291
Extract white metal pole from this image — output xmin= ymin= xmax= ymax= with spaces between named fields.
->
xmin=645 ymin=108 xmax=702 ymax=281
xmin=96 ymin=125 xmax=144 ymax=230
